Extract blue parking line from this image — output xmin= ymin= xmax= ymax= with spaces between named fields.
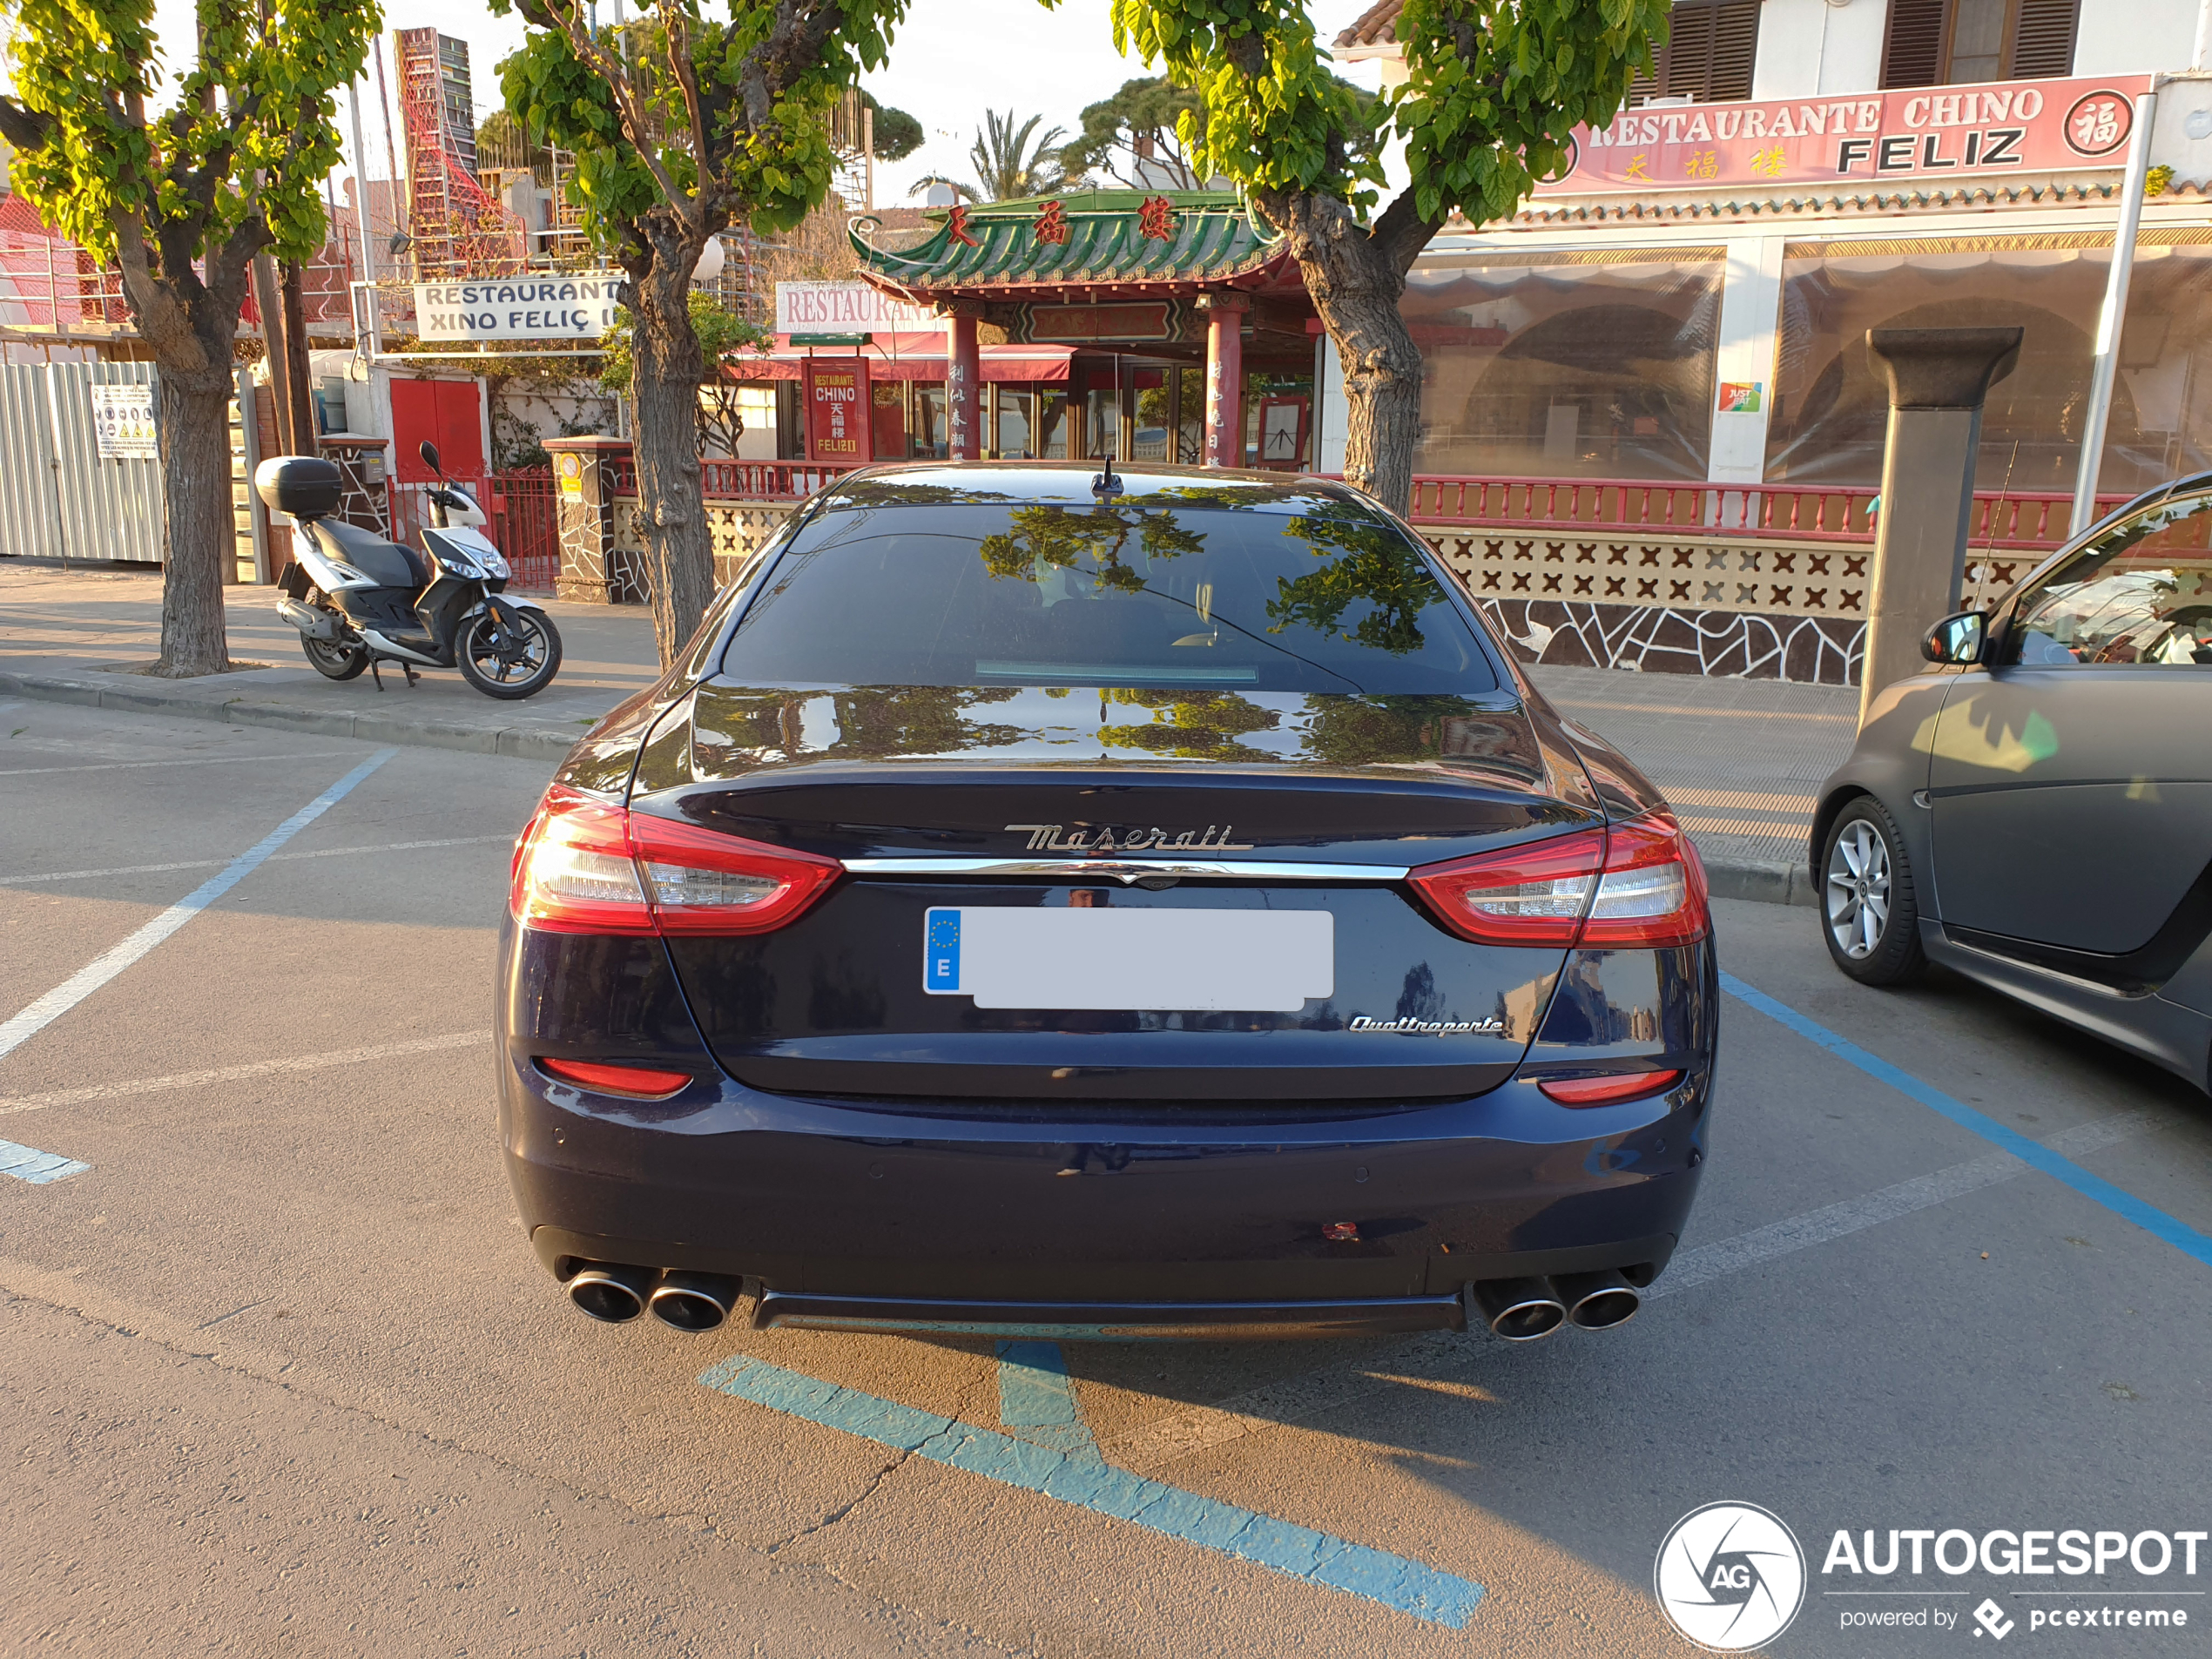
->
xmin=1720 ymin=971 xmax=2212 ymax=1268
xmin=0 ymin=1137 xmax=90 ymax=1184
xmin=700 ymin=1350 xmax=1484 ymax=1627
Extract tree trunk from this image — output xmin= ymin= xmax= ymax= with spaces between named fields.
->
xmin=1260 ymin=193 xmax=1428 ymax=516
xmin=626 ymin=246 xmax=716 ymax=669
xmin=152 ymin=369 xmax=238 ymax=677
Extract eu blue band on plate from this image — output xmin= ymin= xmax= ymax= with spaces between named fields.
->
xmin=925 ymin=907 xmax=961 ymax=994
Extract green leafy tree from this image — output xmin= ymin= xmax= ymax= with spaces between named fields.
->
xmin=1095 ymin=0 xmax=1669 ymax=511
xmin=0 ymin=0 xmax=377 ymax=675
xmin=911 ymin=108 xmax=1067 ymax=203
xmin=1059 ymin=77 xmax=1204 ymax=189
xmin=861 ymin=93 xmax=924 ymax=163
xmin=496 ymin=0 xmax=907 ymax=667
xmin=599 ymin=292 xmax=772 ymax=457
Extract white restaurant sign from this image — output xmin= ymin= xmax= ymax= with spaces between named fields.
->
xmin=414 ymin=273 xmax=627 ymax=341
xmin=775 ymin=279 xmax=941 ymax=334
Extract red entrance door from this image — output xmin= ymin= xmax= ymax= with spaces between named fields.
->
xmin=391 ymin=379 xmax=485 ymax=481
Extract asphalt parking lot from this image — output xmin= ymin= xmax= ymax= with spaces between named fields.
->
xmin=3 ymin=697 xmax=2209 ymax=1657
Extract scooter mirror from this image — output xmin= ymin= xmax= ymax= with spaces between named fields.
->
xmin=419 ymin=439 xmax=442 ymax=475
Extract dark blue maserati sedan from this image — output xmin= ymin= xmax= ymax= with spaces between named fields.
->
xmin=496 ymin=463 xmax=1717 ymax=1343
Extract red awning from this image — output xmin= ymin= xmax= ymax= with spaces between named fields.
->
xmin=727 ymin=334 xmax=1075 ymax=385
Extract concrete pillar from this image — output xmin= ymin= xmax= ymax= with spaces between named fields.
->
xmin=544 ymin=435 xmax=631 ymax=604
xmin=1202 ymin=293 xmax=1249 ymax=469
xmin=1858 ymin=327 xmax=2022 ymax=727
xmin=947 ymin=308 xmax=981 ymax=461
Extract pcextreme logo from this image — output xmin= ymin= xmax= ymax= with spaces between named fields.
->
xmin=1655 ymin=1501 xmax=1809 ymax=1651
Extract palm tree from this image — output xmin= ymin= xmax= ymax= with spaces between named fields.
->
xmin=910 ymin=109 xmax=1068 ymax=203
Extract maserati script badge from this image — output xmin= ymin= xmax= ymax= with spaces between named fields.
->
xmin=1005 ymin=823 xmax=1257 ymax=853
xmin=1349 ymin=1015 xmax=1509 ymax=1035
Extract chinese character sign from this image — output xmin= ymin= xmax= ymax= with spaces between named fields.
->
xmin=805 ymin=360 xmax=872 ymax=462
xmin=1538 ymin=75 xmax=2149 ymax=194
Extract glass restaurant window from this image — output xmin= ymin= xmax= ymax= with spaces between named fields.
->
xmin=1406 ymin=247 xmax=1723 ymax=482
xmin=1764 ymin=235 xmax=2212 ymax=499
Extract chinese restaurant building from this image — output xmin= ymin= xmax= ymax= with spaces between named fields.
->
xmin=837 ymin=191 xmax=1328 ymax=471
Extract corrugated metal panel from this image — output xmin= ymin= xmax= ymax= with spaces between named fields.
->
xmin=49 ymin=361 xmax=165 ymax=563
xmin=0 ymin=362 xmax=60 ymax=560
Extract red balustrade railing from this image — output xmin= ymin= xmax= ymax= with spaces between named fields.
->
xmin=609 ymin=456 xmax=865 ymax=500
xmin=593 ymin=454 xmax=2131 ymax=555
xmin=1406 ymin=474 xmax=2131 ymax=551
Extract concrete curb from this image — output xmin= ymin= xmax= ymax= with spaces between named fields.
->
xmin=1702 ymin=855 xmax=1818 ymax=909
xmin=2 ymin=666 xmax=1820 ymax=908
xmin=0 ymin=669 xmax=586 ymax=764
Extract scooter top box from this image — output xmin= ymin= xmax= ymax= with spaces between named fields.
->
xmin=253 ymin=456 xmax=343 ymax=519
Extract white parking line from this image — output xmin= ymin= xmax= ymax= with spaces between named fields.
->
xmin=0 ymin=1031 xmax=484 ymax=1117
xmin=0 ymin=752 xmax=397 ymax=1064
xmin=1 ymin=835 xmax=512 ymax=887
xmin=0 ymin=750 xmax=357 ymax=777
xmin=1105 ymin=1108 xmax=2159 ymax=1474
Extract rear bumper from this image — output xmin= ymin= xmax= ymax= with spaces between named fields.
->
xmin=502 ymin=1055 xmax=1704 ymax=1305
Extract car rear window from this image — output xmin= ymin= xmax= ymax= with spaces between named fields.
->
xmin=720 ymin=499 xmax=1499 ymax=694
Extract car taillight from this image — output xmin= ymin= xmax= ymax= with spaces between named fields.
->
xmin=510 ymin=786 xmax=841 ymax=937
xmin=1409 ymin=812 xmax=1708 ymax=948
xmin=536 ymin=1057 xmax=695 ymax=1097
xmin=1538 ymin=1069 xmax=1684 ymax=1106
xmin=1407 ymin=827 xmax=1608 ymax=946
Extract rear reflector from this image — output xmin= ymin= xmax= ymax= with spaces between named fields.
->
xmin=1538 ymin=1069 xmax=1684 ymax=1107
xmin=537 ymin=1057 xmax=695 ymax=1098
xmin=511 ymin=786 xmax=842 ymax=937
xmin=1408 ymin=811 xmax=1709 ymax=948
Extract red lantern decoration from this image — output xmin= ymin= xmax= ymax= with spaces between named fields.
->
xmin=1137 ymin=195 xmax=1177 ymax=241
xmin=1034 ymin=199 xmax=1069 ymax=246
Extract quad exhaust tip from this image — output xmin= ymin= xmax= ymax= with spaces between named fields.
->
xmin=567 ymin=1263 xmax=658 ymax=1324
xmin=1467 ymin=1277 xmax=1568 ymax=1341
xmin=1466 ymin=1271 xmax=1644 ymax=1340
xmin=649 ymin=1271 xmax=745 ymax=1332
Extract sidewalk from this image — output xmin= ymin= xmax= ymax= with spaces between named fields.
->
xmin=0 ymin=561 xmax=659 ymax=760
xmin=2 ymin=560 xmax=1846 ymax=903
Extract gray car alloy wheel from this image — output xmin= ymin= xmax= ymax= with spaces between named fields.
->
xmin=1825 ymin=819 xmax=1892 ymax=960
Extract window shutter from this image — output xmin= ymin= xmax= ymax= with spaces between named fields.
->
xmin=1634 ymin=0 xmax=1761 ymax=102
xmin=1881 ymin=0 xmax=1951 ymax=87
xmin=2009 ymin=0 xmax=2080 ymax=77
xmin=1702 ymin=0 xmax=1760 ymax=101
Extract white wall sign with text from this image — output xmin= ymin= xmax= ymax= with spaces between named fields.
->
xmin=414 ymin=273 xmax=628 ymax=342
xmin=90 ymin=384 xmax=158 ymax=459
xmin=776 ymin=280 xmax=941 ymax=334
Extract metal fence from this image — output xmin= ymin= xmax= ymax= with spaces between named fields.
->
xmin=0 ymin=361 xmax=164 ymax=563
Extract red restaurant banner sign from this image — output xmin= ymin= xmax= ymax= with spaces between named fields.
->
xmin=804 ymin=358 xmax=872 ymax=462
xmin=1536 ymin=74 xmax=2152 ymax=195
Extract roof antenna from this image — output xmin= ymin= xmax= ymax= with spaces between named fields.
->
xmin=1091 ymin=450 xmax=1123 ymax=498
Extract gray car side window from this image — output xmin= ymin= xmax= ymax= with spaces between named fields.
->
xmin=2006 ymin=490 xmax=2212 ymax=667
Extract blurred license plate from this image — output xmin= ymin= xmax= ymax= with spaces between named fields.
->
xmin=922 ymin=907 xmax=1332 ymax=1012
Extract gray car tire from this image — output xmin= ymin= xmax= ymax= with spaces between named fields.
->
xmin=1820 ymin=796 xmax=1926 ymax=986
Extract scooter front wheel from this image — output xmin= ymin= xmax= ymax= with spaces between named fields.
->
xmin=302 ymin=635 xmax=369 ymax=681
xmin=457 ymin=607 xmax=563 ymax=700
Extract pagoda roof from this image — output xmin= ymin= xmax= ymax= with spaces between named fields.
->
xmin=850 ymin=190 xmax=1306 ymax=305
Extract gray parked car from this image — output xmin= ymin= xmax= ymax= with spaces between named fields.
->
xmin=1812 ymin=471 xmax=2212 ymax=1092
